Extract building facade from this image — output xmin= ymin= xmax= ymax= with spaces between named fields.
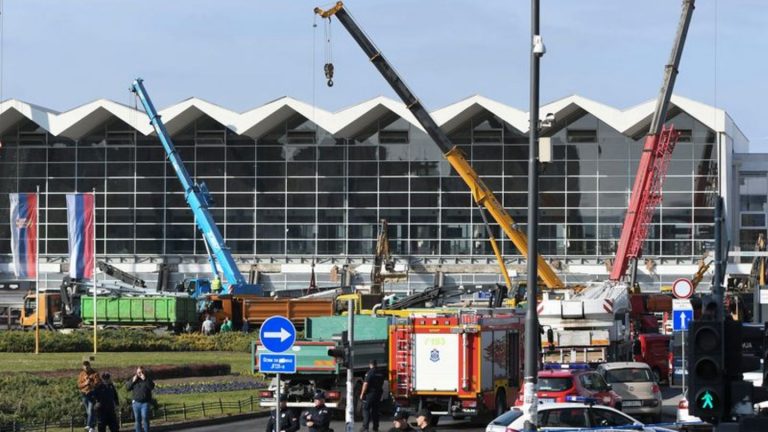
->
xmin=0 ymin=94 xmax=748 ymax=292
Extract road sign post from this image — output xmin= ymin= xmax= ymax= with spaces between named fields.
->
xmin=259 ymin=316 xmax=298 ymax=430
xmin=673 ymin=299 xmax=693 ymax=393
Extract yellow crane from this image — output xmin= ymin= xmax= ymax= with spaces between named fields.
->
xmin=314 ymin=2 xmax=564 ymax=289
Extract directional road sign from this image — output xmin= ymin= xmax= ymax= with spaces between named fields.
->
xmin=259 ymin=353 xmax=297 ymax=374
xmin=259 ymin=315 xmax=297 ymax=353
xmin=673 ymin=309 xmax=693 ymax=332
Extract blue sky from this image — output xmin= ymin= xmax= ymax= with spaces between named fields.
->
xmin=4 ymin=0 xmax=768 ymax=151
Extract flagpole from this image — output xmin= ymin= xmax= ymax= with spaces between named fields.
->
xmin=92 ymin=189 xmax=97 ymax=354
xmin=35 ymin=186 xmax=40 ymax=355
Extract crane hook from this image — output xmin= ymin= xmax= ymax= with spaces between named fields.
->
xmin=324 ymin=63 xmax=334 ymax=87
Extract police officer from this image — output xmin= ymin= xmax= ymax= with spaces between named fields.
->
xmin=386 ymin=408 xmax=414 ymax=432
xmin=266 ymin=394 xmax=299 ymax=432
xmin=303 ymin=391 xmax=331 ymax=432
xmin=361 ymin=360 xmax=384 ymax=432
xmin=415 ymin=409 xmax=435 ymax=432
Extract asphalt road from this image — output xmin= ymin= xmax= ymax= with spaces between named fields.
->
xmin=176 ymin=387 xmax=686 ymax=432
xmin=177 ymin=415 xmax=482 ymax=432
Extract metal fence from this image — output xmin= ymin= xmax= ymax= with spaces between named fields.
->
xmin=0 ymin=396 xmax=261 ymax=432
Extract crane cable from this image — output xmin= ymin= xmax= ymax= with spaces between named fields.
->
xmin=322 ymin=13 xmax=334 ymax=87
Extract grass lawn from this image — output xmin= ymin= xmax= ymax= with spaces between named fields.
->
xmin=155 ymin=388 xmax=259 ymax=406
xmin=0 ymin=351 xmax=254 ymax=375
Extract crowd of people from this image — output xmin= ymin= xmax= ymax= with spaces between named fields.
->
xmin=79 ymin=358 xmax=435 ymax=432
xmin=77 ymin=361 xmax=155 ymax=432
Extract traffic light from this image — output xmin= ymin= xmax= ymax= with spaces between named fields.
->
xmin=327 ymin=330 xmax=350 ymax=367
xmin=688 ymin=319 xmax=725 ymax=423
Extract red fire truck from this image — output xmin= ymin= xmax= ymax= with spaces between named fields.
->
xmin=388 ymin=310 xmax=525 ymax=423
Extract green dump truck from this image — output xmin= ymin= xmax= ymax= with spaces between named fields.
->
xmin=81 ymin=295 xmax=198 ymax=330
xmin=253 ymin=314 xmax=391 ymax=412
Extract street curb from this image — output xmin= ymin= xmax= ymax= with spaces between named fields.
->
xmin=121 ymin=411 xmax=270 ymax=432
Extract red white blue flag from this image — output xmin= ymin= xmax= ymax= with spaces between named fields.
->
xmin=9 ymin=193 xmax=38 ymax=278
xmin=66 ymin=193 xmax=95 ymax=279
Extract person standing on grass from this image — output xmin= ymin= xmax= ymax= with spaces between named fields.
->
xmin=78 ymin=360 xmax=102 ymax=432
xmin=126 ymin=366 xmax=155 ymax=432
xmin=94 ymin=373 xmax=119 ymax=432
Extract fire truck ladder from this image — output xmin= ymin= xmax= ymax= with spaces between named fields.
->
xmin=393 ymin=324 xmax=414 ymax=398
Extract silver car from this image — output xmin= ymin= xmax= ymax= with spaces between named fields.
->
xmin=485 ymin=403 xmax=675 ymax=432
xmin=597 ymin=362 xmax=663 ymax=423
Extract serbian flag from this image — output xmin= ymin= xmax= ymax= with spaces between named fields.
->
xmin=66 ymin=193 xmax=95 ymax=279
xmin=9 ymin=193 xmax=38 ymax=278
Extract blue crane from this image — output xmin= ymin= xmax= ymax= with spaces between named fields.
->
xmin=131 ymin=78 xmax=262 ymax=297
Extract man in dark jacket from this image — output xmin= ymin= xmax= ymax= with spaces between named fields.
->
xmin=303 ymin=391 xmax=331 ymax=432
xmin=386 ymin=408 xmax=414 ymax=432
xmin=265 ymin=394 xmax=299 ymax=432
xmin=126 ymin=366 xmax=155 ymax=432
xmin=93 ymin=373 xmax=119 ymax=432
xmin=361 ymin=360 xmax=384 ymax=432
xmin=415 ymin=409 xmax=435 ymax=432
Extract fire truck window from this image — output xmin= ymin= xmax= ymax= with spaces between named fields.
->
xmin=507 ymin=332 xmax=520 ymax=386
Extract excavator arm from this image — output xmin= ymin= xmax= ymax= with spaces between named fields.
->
xmin=314 ymin=2 xmax=563 ymax=289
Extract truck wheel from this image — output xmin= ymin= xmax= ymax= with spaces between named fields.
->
xmin=496 ymin=390 xmax=507 ymax=417
xmin=353 ymin=382 xmax=363 ymax=420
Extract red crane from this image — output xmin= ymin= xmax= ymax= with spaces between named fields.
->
xmin=610 ymin=0 xmax=696 ymax=286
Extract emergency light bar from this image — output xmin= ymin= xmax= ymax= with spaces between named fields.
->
xmin=542 ymin=362 xmax=592 ymax=370
xmin=565 ymin=395 xmax=599 ymax=404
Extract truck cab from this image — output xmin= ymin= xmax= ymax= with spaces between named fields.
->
xmin=632 ymin=333 xmax=671 ymax=384
xmin=20 ymin=291 xmax=80 ymax=329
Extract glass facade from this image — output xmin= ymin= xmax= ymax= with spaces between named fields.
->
xmin=0 ymin=107 xmax=720 ymax=266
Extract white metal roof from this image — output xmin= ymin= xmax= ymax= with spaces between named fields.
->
xmin=0 ymin=94 xmax=747 ymax=146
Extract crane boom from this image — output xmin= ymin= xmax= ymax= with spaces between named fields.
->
xmin=315 ymin=2 xmax=564 ymax=289
xmin=131 ymin=78 xmax=262 ymax=296
xmin=610 ymin=0 xmax=695 ymax=283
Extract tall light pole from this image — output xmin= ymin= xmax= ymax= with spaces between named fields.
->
xmin=524 ymin=0 xmax=545 ymax=430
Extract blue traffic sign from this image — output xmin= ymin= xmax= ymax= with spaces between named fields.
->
xmin=259 ymin=315 xmax=296 ymax=353
xmin=259 ymin=353 xmax=297 ymax=374
xmin=673 ymin=309 xmax=693 ymax=332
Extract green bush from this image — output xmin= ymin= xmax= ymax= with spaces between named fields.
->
xmin=0 ymin=374 xmax=81 ymax=426
xmin=0 ymin=329 xmax=255 ymax=353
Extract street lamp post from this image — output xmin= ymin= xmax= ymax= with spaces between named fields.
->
xmin=524 ymin=0 xmax=545 ymax=430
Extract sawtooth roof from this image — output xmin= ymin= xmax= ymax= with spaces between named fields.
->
xmin=0 ymin=94 xmax=747 ymax=144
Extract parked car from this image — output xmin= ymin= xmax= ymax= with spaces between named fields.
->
xmin=597 ymin=362 xmax=663 ymax=423
xmin=532 ymin=365 xmax=623 ymax=409
xmin=486 ymin=403 xmax=676 ymax=432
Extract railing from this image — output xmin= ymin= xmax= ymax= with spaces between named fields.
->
xmin=0 ymin=395 xmax=262 ymax=432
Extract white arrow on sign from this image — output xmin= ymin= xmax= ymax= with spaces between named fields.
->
xmin=679 ymin=311 xmax=689 ymax=330
xmin=263 ymin=328 xmax=292 ymax=342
